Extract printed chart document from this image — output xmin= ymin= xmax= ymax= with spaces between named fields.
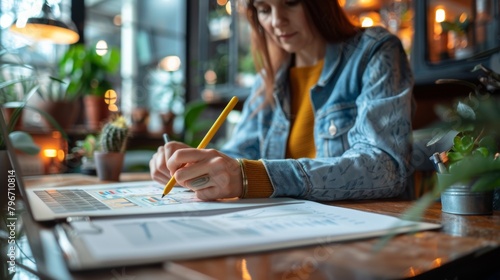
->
xmin=55 ymin=200 xmax=440 ymax=270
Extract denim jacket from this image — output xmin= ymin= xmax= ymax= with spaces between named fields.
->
xmin=221 ymin=27 xmax=414 ymax=201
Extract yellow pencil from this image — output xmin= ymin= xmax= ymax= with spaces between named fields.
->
xmin=161 ymin=96 xmax=239 ymax=198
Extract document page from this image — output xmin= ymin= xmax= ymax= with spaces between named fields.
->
xmin=58 ymin=200 xmax=440 ymax=270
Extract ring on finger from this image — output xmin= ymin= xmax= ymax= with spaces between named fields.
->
xmin=188 ymin=174 xmax=210 ymax=190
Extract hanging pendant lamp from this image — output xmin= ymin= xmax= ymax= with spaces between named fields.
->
xmin=10 ymin=0 xmax=80 ymax=45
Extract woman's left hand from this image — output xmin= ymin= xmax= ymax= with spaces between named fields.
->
xmin=167 ymin=148 xmax=243 ymax=200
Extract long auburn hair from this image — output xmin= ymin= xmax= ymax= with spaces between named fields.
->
xmin=244 ymin=0 xmax=359 ymax=106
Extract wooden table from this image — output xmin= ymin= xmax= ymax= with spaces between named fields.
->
xmin=16 ymin=173 xmax=500 ymax=279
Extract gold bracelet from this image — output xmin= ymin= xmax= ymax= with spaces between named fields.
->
xmin=236 ymin=158 xmax=248 ymax=198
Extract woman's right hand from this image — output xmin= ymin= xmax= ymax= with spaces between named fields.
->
xmin=149 ymin=141 xmax=191 ymax=185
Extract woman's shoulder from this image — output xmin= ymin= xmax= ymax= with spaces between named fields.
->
xmin=332 ymin=26 xmax=403 ymax=57
xmin=327 ymin=27 xmax=400 ymax=57
xmin=359 ymin=26 xmax=402 ymax=46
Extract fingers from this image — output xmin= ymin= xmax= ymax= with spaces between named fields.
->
xmin=170 ymin=153 xmax=243 ymax=200
xmin=150 ymin=141 xmax=190 ymax=184
xmin=150 ymin=146 xmax=170 ymax=184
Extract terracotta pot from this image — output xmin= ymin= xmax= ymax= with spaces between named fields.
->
xmin=36 ymin=100 xmax=80 ymax=130
xmin=131 ymin=107 xmax=149 ymax=135
xmin=160 ymin=111 xmax=175 ymax=135
xmin=94 ymin=151 xmax=125 ymax=181
xmin=84 ymin=96 xmax=110 ymax=131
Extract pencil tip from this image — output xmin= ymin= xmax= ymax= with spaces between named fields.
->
xmin=161 ymin=194 xmax=165 ymax=198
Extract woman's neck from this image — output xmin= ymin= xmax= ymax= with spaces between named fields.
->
xmin=294 ymin=41 xmax=326 ymax=67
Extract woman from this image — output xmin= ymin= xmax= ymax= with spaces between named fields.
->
xmin=150 ymin=0 xmax=414 ymax=201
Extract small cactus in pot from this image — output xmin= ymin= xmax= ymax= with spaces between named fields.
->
xmin=94 ymin=114 xmax=130 ymax=181
xmin=99 ymin=115 xmax=129 ymax=153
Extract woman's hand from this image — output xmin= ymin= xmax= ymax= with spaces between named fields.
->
xmin=150 ymin=141 xmax=190 ymax=184
xmin=150 ymin=142 xmax=243 ymax=200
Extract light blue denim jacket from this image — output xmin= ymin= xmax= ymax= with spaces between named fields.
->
xmin=221 ymin=27 xmax=414 ymax=201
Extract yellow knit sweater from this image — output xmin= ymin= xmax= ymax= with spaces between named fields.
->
xmin=242 ymin=60 xmax=324 ymax=198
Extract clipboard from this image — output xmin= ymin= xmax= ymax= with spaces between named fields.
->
xmin=53 ymin=200 xmax=441 ymax=271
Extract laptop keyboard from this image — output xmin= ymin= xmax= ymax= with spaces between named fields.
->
xmin=34 ymin=189 xmax=110 ymax=213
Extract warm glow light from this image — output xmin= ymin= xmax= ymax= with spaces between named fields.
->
xmin=57 ymin=150 xmax=65 ymax=161
xmin=51 ymin=131 xmax=61 ymax=138
xmin=359 ymin=0 xmax=374 ymax=5
xmin=104 ymin=89 xmax=118 ymax=112
xmin=202 ymin=88 xmax=215 ymax=102
xmin=104 ymin=89 xmax=117 ymax=105
xmin=459 ymin=13 xmax=468 ymax=23
xmin=344 ymin=0 xmax=380 ymax=10
xmin=113 ymin=15 xmax=122 ymax=26
xmin=432 ymin=258 xmax=443 ymax=268
xmin=407 ymin=267 xmax=417 ymax=277
xmin=361 ymin=17 xmax=374 ymax=27
xmin=435 ymin=23 xmax=443 ymax=36
xmin=435 ymin=8 xmax=446 ymax=23
xmin=43 ymin=149 xmax=57 ymax=158
xmin=159 ymin=56 xmax=181 ymax=72
xmin=204 ymin=70 xmax=217 ymax=84
xmin=96 ymin=40 xmax=108 ymax=56
xmin=10 ymin=21 xmax=80 ymax=44
xmin=8 ymin=0 xmax=79 ymax=44
xmin=10 ymin=0 xmax=80 ymax=45
xmin=226 ymin=1 xmax=232 ymax=15
xmin=217 ymin=0 xmax=228 ymax=5
xmin=108 ymin=104 xmax=119 ymax=112
xmin=447 ymin=35 xmax=454 ymax=50
xmin=108 ymin=104 xmax=118 ymax=112
xmin=241 ymin=259 xmax=252 ymax=280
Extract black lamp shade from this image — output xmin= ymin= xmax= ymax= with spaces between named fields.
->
xmin=10 ymin=2 xmax=80 ymax=45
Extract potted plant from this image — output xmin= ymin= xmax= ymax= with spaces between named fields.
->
xmin=440 ymin=15 xmax=472 ymax=59
xmin=94 ymin=114 xmax=130 ymax=181
xmin=67 ymin=134 xmax=98 ymax=175
xmin=58 ymin=43 xmax=120 ymax=131
xmin=34 ymin=74 xmax=82 ymax=130
xmin=425 ymin=64 xmax=500 ymax=214
xmin=147 ymin=62 xmax=185 ymax=136
xmin=0 ymin=48 xmax=64 ymax=154
xmin=0 ymin=61 xmax=36 ymax=131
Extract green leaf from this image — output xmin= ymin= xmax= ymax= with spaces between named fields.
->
xmin=437 ymin=156 xmax=500 ymax=191
xmin=472 ymin=147 xmax=490 ymax=157
xmin=478 ymin=136 xmax=497 ymax=154
xmin=452 ymin=135 xmax=474 ymax=154
xmin=8 ymin=131 xmax=40 ymax=155
xmin=456 ymin=101 xmax=475 ymax=120
xmin=447 ymin=151 xmax=464 ymax=163
xmin=184 ymin=101 xmax=207 ymax=129
xmin=471 ymin=172 xmax=500 ymax=192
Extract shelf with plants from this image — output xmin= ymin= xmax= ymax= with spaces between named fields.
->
xmin=58 ymin=43 xmax=121 ymax=131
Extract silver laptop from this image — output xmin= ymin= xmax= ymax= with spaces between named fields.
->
xmin=0 ymin=111 xmax=289 ymax=222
